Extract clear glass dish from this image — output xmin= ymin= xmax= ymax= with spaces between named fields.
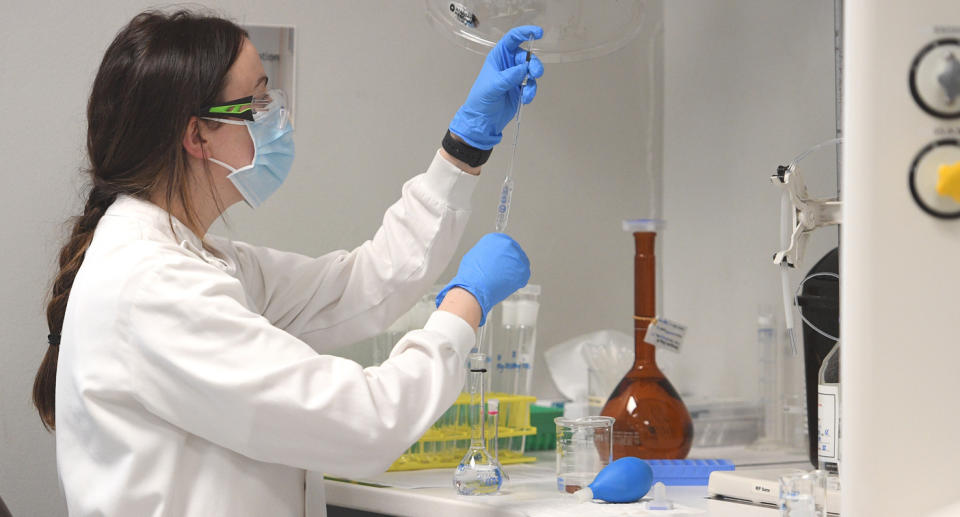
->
xmin=424 ymin=0 xmax=649 ymax=63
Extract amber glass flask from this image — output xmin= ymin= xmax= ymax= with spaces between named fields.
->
xmin=600 ymin=229 xmax=693 ymax=459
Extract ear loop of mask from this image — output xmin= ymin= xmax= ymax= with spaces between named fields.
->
xmin=199 ymin=117 xmax=256 ymax=173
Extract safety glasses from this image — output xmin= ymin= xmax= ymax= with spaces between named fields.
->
xmin=198 ymin=88 xmax=289 ymax=126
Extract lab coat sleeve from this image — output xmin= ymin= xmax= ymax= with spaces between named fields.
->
xmin=124 ymin=251 xmax=476 ymax=477
xmin=208 ymin=151 xmax=478 ymax=352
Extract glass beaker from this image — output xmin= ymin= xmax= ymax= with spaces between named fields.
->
xmin=779 ymin=470 xmax=827 ymax=517
xmin=554 ymin=416 xmax=614 ymax=494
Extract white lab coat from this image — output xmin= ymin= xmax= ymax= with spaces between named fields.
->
xmin=55 ymin=151 xmax=479 ymax=517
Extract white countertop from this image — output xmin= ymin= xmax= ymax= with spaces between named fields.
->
xmin=318 ymin=447 xmax=812 ymax=516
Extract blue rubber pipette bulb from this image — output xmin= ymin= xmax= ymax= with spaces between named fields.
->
xmin=577 ymin=457 xmax=654 ymax=503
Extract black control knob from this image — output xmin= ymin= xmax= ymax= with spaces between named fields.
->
xmin=938 ymin=53 xmax=960 ymax=105
xmin=910 ymin=38 xmax=960 ymax=118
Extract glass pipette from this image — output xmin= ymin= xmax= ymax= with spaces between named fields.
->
xmin=494 ymin=37 xmax=534 ymax=233
xmin=477 ymin=39 xmax=536 ymax=369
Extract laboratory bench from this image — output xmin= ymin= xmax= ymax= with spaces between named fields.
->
xmin=316 ymin=446 xmax=812 ymax=517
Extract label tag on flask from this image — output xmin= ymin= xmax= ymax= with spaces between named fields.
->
xmin=644 ymin=317 xmax=687 ymax=352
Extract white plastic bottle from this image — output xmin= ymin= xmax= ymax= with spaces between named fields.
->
xmin=817 ymin=343 xmax=840 ymax=488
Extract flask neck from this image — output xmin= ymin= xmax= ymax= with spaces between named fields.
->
xmin=632 ymin=231 xmax=660 ymax=371
xmin=634 ymin=328 xmax=659 ymax=369
xmin=467 ymin=362 xmax=487 ymax=447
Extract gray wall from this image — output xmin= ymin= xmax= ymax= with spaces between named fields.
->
xmin=0 ymin=1 xmax=836 ymax=515
xmin=662 ymin=1 xmax=839 ymax=400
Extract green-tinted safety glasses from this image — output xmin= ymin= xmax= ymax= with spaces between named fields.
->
xmin=198 ymin=89 xmax=287 ymax=123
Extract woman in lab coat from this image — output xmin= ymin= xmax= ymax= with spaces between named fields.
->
xmin=32 ymin=10 xmax=543 ymax=517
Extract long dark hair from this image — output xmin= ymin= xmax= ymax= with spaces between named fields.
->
xmin=33 ymin=9 xmax=248 ymax=430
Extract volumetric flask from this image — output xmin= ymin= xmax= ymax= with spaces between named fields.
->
xmin=454 ymin=353 xmax=502 ymax=495
xmin=600 ymin=224 xmax=693 ymax=459
xmin=554 ymin=416 xmax=614 ymax=494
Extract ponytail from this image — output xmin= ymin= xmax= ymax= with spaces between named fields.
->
xmin=34 ymin=187 xmax=116 ymax=430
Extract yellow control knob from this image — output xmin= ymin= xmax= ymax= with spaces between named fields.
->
xmin=936 ymin=161 xmax=960 ymax=203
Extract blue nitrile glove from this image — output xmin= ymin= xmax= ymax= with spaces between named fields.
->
xmin=436 ymin=233 xmax=531 ymax=326
xmin=449 ymin=25 xmax=545 ymax=150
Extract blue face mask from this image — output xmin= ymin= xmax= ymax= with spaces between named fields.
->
xmin=203 ymin=89 xmax=295 ymax=208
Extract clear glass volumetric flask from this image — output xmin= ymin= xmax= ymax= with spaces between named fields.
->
xmin=454 ymin=353 xmax=503 ymax=495
xmin=554 ymin=416 xmax=614 ymax=494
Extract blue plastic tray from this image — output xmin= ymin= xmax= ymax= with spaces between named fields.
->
xmin=647 ymin=459 xmax=735 ymax=486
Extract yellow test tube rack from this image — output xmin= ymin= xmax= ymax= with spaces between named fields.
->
xmin=388 ymin=392 xmax=538 ymax=471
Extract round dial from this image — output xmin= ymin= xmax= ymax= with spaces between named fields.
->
xmin=909 ymin=139 xmax=960 ymax=218
xmin=910 ymin=38 xmax=960 ymax=118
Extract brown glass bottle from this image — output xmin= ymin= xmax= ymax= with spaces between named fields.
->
xmin=600 ymin=230 xmax=693 ymax=459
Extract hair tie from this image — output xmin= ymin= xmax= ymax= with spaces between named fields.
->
xmin=47 ymin=334 xmax=61 ymax=346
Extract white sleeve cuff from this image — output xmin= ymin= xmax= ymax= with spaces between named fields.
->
xmin=423 ymin=310 xmax=477 ymax=360
xmin=421 ymin=150 xmax=479 ymax=211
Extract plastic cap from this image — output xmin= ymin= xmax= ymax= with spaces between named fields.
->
xmin=468 ymin=353 xmax=486 ymax=370
xmin=646 ymin=482 xmax=674 ymax=511
xmin=622 ymin=219 xmax=665 ymax=232
xmin=757 ymin=313 xmax=774 ymax=327
xmin=501 ymin=300 xmax=518 ymax=326
xmin=515 ymin=300 xmax=540 ymax=326
xmin=516 ymin=283 xmax=541 ymax=296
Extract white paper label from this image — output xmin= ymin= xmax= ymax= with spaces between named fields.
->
xmin=818 ymin=384 xmax=839 ymax=462
xmin=643 ymin=317 xmax=687 ymax=353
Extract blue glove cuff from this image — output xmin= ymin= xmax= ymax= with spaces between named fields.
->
xmin=450 ymin=109 xmax=502 ymax=150
xmin=436 ymin=281 xmax=491 ymax=327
